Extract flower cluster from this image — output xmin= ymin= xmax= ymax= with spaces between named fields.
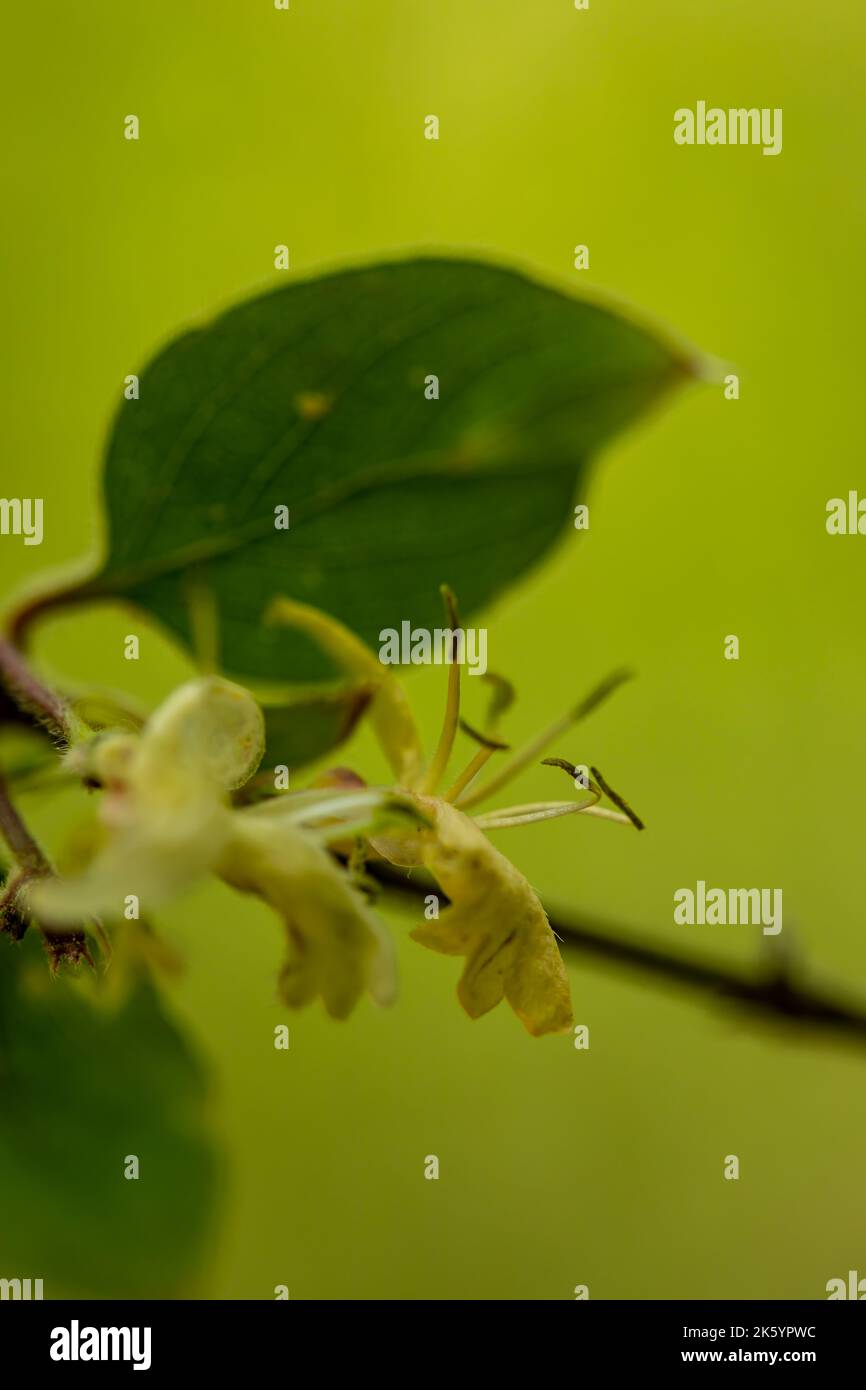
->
xmin=31 ymin=597 xmax=638 ymax=1036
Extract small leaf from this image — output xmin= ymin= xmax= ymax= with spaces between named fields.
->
xmin=66 ymin=257 xmax=694 ymax=681
xmin=261 ymin=684 xmax=373 ymax=772
xmin=0 ymin=937 xmax=219 ymax=1296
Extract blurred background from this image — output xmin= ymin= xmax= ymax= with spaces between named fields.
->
xmin=1 ymin=0 xmax=864 ymax=1299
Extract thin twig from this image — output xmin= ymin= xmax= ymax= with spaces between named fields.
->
xmin=0 ymin=635 xmax=79 ymax=742
xmin=2 ymin=624 xmax=862 ymax=1036
xmin=5 ymin=573 xmax=97 ymax=651
xmin=0 ymin=770 xmax=47 ymax=872
xmin=0 ymin=770 xmax=91 ymax=968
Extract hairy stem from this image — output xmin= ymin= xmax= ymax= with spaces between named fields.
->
xmin=0 ymin=635 xmax=80 ymax=742
xmin=0 ymin=770 xmax=91 ymax=967
xmin=0 ymin=770 xmax=48 ymax=873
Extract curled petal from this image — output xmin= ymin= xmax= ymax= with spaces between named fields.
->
xmin=29 ymin=801 xmax=234 ymax=924
xmin=140 ymin=676 xmax=265 ymax=795
xmin=218 ymin=816 xmax=396 ymax=1019
xmin=380 ymin=797 xmax=574 ymax=1036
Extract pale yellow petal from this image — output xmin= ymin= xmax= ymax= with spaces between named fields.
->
xmin=140 ymin=676 xmax=265 ymax=793
xmin=29 ymin=802 xmax=233 ymax=924
xmin=219 ymin=813 xmax=396 ymax=1018
xmin=385 ymin=796 xmax=573 ymax=1036
xmin=31 ymin=679 xmax=263 ymax=928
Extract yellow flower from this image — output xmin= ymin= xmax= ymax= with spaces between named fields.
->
xmin=29 ymin=676 xmax=402 ymax=1019
xmin=373 ymin=794 xmax=575 ymax=1036
xmin=266 ymin=594 xmax=640 ymax=1037
xmin=30 ymin=598 xmax=640 ymax=1037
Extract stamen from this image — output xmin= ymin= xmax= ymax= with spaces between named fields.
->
xmin=541 ymin=756 xmax=602 ymax=798
xmin=590 ymin=766 xmax=645 ymax=830
xmin=443 ymin=720 xmax=509 ymax=803
xmin=475 ymin=798 xmax=595 ymax=828
xmin=481 ymin=672 xmax=516 ymax=729
xmin=474 ymin=796 xmax=634 ymax=830
xmin=457 ymin=668 xmax=633 ymax=810
xmin=458 ymin=718 xmax=509 ymax=753
xmin=541 ymin=756 xmax=645 ymax=830
xmin=419 ymin=585 xmax=462 ymax=794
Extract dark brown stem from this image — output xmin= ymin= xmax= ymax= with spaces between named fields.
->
xmin=0 ymin=635 xmax=78 ymax=742
xmin=0 ymin=771 xmax=91 ymax=968
xmin=5 ymin=578 xmax=94 ymax=651
xmin=0 ymin=770 xmax=48 ymax=873
xmin=362 ymin=858 xmax=866 ymax=1049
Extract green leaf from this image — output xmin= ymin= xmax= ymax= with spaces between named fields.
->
xmin=261 ymin=684 xmax=373 ymax=772
xmin=0 ymin=937 xmax=219 ymax=1297
xmin=84 ymin=258 xmax=696 ymax=681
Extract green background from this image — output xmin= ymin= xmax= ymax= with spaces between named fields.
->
xmin=2 ymin=0 xmax=864 ymax=1298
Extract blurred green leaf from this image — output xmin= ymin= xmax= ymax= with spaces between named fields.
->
xmin=0 ymin=937 xmax=219 ymax=1297
xmin=88 ymin=257 xmax=693 ymax=681
xmin=262 ymin=684 xmax=373 ymax=772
